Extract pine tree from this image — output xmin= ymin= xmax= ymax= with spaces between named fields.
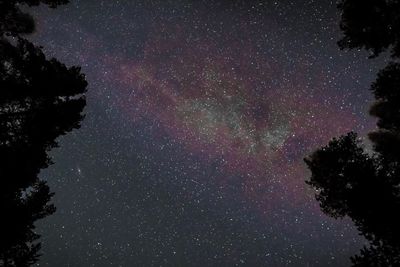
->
xmin=0 ymin=1 xmax=87 ymax=265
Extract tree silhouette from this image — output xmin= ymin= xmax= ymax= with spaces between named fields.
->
xmin=338 ymin=0 xmax=400 ymax=58
xmin=0 ymin=0 xmax=87 ymax=265
xmin=0 ymin=0 xmax=69 ymax=36
xmin=305 ymin=0 xmax=400 ymax=266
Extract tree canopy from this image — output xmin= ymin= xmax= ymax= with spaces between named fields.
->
xmin=338 ymin=0 xmax=400 ymax=58
xmin=0 ymin=0 xmax=87 ymax=265
xmin=306 ymin=0 xmax=400 ymax=265
xmin=0 ymin=0 xmax=69 ymax=36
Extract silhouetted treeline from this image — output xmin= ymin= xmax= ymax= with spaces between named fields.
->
xmin=0 ymin=0 xmax=87 ymax=266
xmin=305 ymin=0 xmax=400 ymax=266
xmin=337 ymin=0 xmax=400 ymax=58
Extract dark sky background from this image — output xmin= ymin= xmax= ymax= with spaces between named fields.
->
xmin=26 ymin=0 xmax=387 ymax=266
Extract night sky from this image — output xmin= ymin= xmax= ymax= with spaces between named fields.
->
xmin=26 ymin=0 xmax=387 ymax=266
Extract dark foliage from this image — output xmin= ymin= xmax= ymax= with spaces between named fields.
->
xmin=0 ymin=0 xmax=86 ymax=265
xmin=306 ymin=0 xmax=400 ymax=266
xmin=338 ymin=0 xmax=400 ymax=58
xmin=0 ymin=0 xmax=69 ymax=36
xmin=305 ymin=132 xmax=400 ymax=265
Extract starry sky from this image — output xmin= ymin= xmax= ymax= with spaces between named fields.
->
xmin=27 ymin=0 xmax=387 ymax=266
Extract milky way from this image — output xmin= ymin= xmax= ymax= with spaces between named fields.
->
xmin=29 ymin=1 xmax=383 ymax=266
xmin=111 ymin=17 xmax=361 ymax=211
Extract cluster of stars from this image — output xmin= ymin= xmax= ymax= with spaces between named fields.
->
xmin=28 ymin=0 xmax=382 ymax=266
